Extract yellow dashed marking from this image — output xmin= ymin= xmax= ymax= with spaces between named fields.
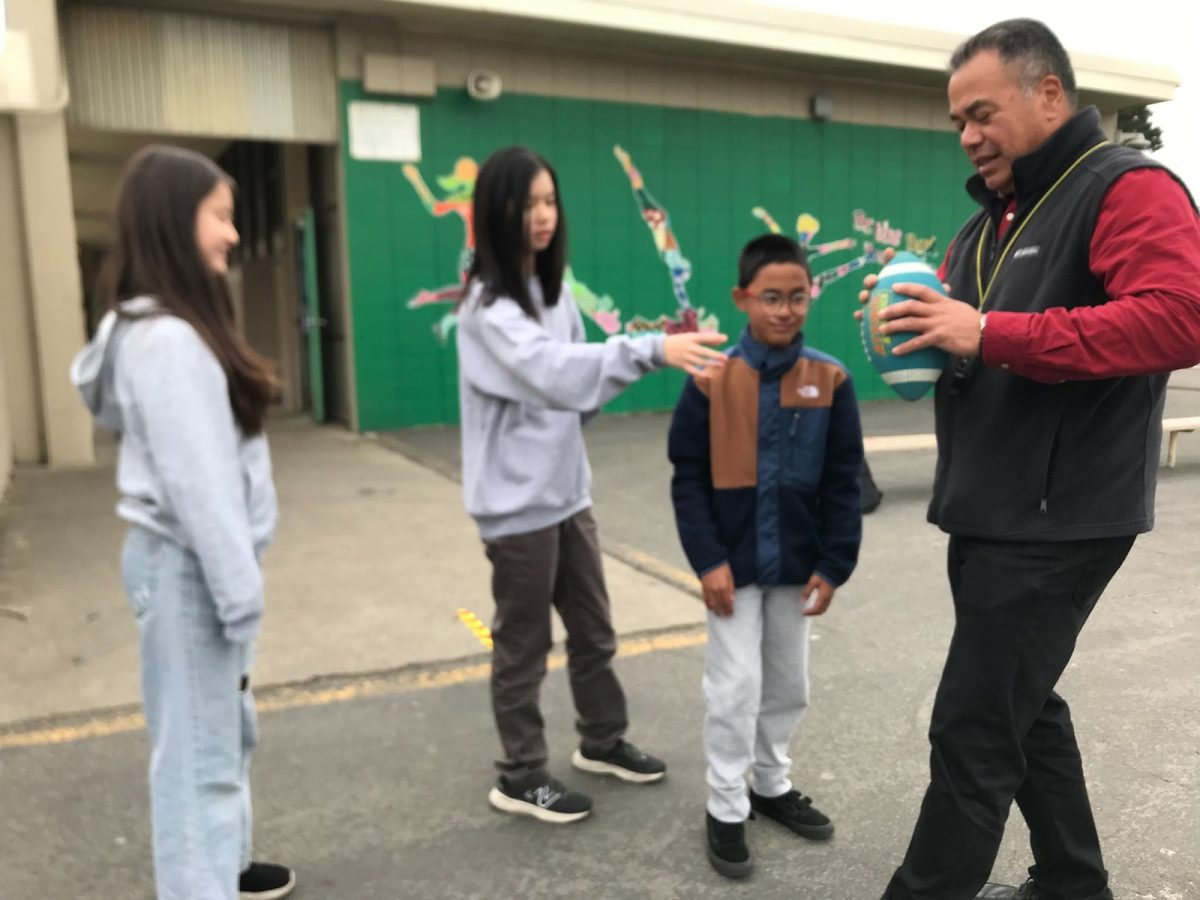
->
xmin=455 ymin=608 xmax=494 ymax=650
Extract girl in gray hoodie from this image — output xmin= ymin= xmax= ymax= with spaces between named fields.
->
xmin=457 ymin=146 xmax=727 ymax=823
xmin=70 ymin=147 xmax=294 ymax=900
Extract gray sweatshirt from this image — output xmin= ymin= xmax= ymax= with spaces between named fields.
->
xmin=70 ymin=298 xmax=277 ymax=642
xmin=456 ymin=278 xmax=665 ymax=539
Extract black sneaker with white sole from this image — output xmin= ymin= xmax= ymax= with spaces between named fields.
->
xmin=487 ymin=775 xmax=593 ymax=824
xmin=571 ymin=739 xmax=666 ymax=783
xmin=239 ymin=862 xmax=296 ymax=899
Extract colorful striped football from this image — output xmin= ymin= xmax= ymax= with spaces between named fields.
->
xmin=861 ymin=252 xmax=949 ymax=401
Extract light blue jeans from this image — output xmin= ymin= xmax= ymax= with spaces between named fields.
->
xmin=121 ymin=527 xmax=256 ymax=900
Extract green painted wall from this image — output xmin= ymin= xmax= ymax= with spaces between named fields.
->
xmin=341 ymin=81 xmax=975 ymax=430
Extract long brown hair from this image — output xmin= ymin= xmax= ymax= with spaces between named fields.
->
xmin=97 ymin=145 xmax=278 ymax=435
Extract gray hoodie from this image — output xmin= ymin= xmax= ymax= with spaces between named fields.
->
xmin=456 ymin=278 xmax=665 ymax=540
xmin=70 ymin=298 xmax=277 ymax=642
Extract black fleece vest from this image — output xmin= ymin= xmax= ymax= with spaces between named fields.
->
xmin=932 ymin=107 xmax=1192 ymax=540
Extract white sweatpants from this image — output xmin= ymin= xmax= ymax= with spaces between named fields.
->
xmin=703 ymin=583 xmax=812 ymax=823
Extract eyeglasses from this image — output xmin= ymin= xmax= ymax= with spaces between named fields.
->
xmin=745 ymin=290 xmax=811 ymax=310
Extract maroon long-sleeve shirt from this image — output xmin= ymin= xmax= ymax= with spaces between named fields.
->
xmin=940 ymin=168 xmax=1200 ymax=382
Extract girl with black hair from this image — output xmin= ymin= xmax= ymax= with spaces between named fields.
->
xmin=457 ymin=146 xmax=727 ymax=823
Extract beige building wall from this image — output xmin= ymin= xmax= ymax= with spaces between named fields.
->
xmin=0 ymin=115 xmax=43 ymax=465
xmin=15 ymin=111 xmax=94 ymax=466
xmin=62 ymin=6 xmax=338 ymax=143
xmin=0 ymin=0 xmax=93 ymax=468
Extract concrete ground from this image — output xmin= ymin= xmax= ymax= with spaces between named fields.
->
xmin=1 ymin=372 xmax=1198 ymax=899
xmin=0 ymin=422 xmax=702 ymax=727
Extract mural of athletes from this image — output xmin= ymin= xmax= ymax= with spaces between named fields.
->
xmin=401 ymin=146 xmax=936 ymax=346
xmin=401 ymin=155 xmax=628 ymax=343
xmin=342 ymin=83 xmax=972 ymax=428
xmin=401 ymin=157 xmax=477 ymax=342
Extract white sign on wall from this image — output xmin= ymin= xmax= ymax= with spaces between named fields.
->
xmin=348 ymin=101 xmax=422 ymax=163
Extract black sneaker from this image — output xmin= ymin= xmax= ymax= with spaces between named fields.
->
xmin=239 ymin=862 xmax=296 ymax=899
xmin=706 ymin=811 xmax=752 ymax=879
xmin=571 ymin=739 xmax=666 ymax=783
xmin=976 ymin=881 xmax=1041 ymax=899
xmin=487 ymin=774 xmax=593 ymax=824
xmin=749 ymin=788 xmax=834 ymax=840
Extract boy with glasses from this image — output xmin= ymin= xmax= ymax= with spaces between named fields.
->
xmin=668 ymin=233 xmax=864 ymax=877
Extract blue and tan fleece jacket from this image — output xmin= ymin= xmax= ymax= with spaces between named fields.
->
xmin=668 ymin=329 xmax=864 ymax=588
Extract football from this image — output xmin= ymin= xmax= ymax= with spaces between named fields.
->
xmin=861 ymin=252 xmax=949 ymax=401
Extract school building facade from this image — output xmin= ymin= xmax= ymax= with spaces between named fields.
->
xmin=0 ymin=0 xmax=1178 ymax=498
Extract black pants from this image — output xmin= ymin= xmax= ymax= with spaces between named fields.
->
xmin=885 ymin=535 xmax=1135 ymax=900
xmin=484 ymin=508 xmax=627 ymax=786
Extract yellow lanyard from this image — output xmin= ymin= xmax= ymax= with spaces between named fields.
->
xmin=974 ymin=140 xmax=1109 ymax=310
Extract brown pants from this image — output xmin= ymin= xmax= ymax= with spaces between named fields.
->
xmin=484 ymin=508 xmax=627 ymax=785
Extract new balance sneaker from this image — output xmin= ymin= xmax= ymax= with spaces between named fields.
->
xmin=239 ymin=862 xmax=296 ymax=899
xmin=571 ymin=739 xmax=666 ymax=783
xmin=748 ymin=788 xmax=834 ymax=840
xmin=487 ymin=775 xmax=593 ymax=824
xmin=706 ymin=812 xmax=752 ymax=879
xmin=976 ymin=880 xmax=1041 ymax=899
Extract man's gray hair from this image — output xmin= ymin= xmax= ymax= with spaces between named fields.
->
xmin=950 ymin=18 xmax=1078 ymax=106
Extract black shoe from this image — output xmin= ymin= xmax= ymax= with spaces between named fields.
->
xmin=487 ymin=774 xmax=593 ymax=824
xmin=976 ymin=880 xmax=1040 ymax=899
xmin=572 ymin=739 xmax=666 ymax=783
xmin=748 ymin=788 xmax=834 ymax=840
xmin=239 ymin=862 xmax=296 ymax=899
xmin=706 ymin=812 xmax=752 ymax=879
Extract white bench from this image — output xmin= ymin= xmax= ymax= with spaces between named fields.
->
xmin=1165 ymin=416 xmax=1200 ymax=468
xmin=863 ymin=433 xmax=937 ymax=454
xmin=864 ymin=417 xmax=1200 ymax=468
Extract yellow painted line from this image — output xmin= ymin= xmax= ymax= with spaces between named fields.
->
xmin=455 ymin=607 xmax=494 ymax=650
xmin=0 ymin=628 xmax=706 ymax=750
xmin=615 ymin=630 xmax=707 ymax=658
xmin=0 ymin=711 xmax=148 ymax=749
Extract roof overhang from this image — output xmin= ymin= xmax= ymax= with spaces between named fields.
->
xmin=65 ymin=0 xmax=1180 ymax=109
xmin=384 ymin=0 xmax=1178 ymax=107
